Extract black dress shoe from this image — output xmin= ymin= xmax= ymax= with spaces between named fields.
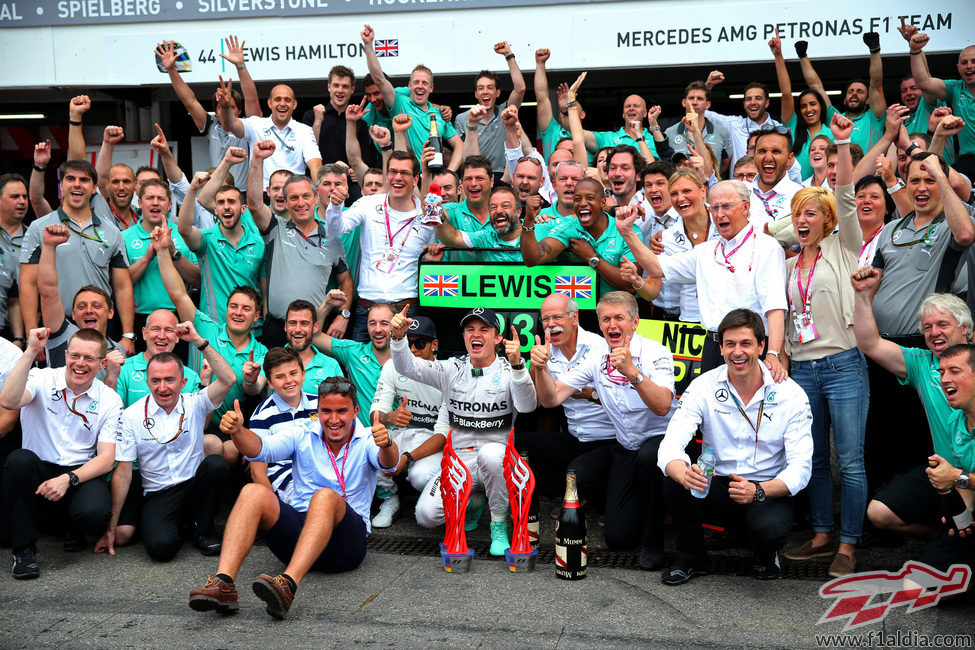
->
xmin=638 ymin=546 xmax=665 ymax=571
xmin=63 ymin=531 xmax=86 ymax=553
xmin=194 ymin=534 xmax=222 ymax=557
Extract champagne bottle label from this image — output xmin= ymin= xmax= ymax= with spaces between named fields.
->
xmin=952 ymin=508 xmax=974 ymax=531
xmin=430 ymin=152 xmax=444 ymax=167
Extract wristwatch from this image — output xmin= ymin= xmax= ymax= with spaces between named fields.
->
xmin=588 ymin=256 xmax=600 ymax=269
xmin=340 ymin=309 xmax=351 ymax=319
xmin=403 ymin=451 xmax=416 ymax=477
xmin=752 ymin=482 xmax=766 ymax=502
xmin=121 ymin=332 xmax=136 ymax=341
xmin=886 ymin=180 xmax=906 ymax=194
xmin=629 ymin=373 xmax=644 ymax=387
xmin=67 ymin=471 xmax=80 ymax=488
xmin=956 ymin=472 xmax=970 ymax=490
xmin=905 ymin=142 xmax=921 ymax=158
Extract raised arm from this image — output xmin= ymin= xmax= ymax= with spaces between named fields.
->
xmin=462 ymin=105 xmax=486 ymax=158
xmin=0 ymin=328 xmax=49 ymax=409
xmin=832 ymin=112 xmax=855 ymax=187
xmin=37 ymin=225 xmax=69 ymax=333
xmin=155 ymin=40 xmax=208 ymax=131
xmin=566 ymin=73 xmax=590 ymax=167
xmin=247 ymin=140 xmax=276 ymax=231
xmin=853 ymin=104 xmax=906 ymax=183
xmin=369 ymin=125 xmax=393 ymax=175
xmin=851 ymin=266 xmax=907 ymax=377
xmin=615 ymin=206 xmax=664 ymax=278
xmin=220 ymin=35 xmax=261 ymax=117
xmin=361 ymin=24 xmax=396 ymax=108
xmin=533 ymin=48 xmax=557 ymax=133
xmin=68 ymin=95 xmax=91 ymax=161
xmin=310 ymin=289 xmax=345 ymax=355
xmin=30 ymin=140 xmax=53 ymax=217
xmin=96 ymin=126 xmax=124 ymax=199
xmin=109 ymin=269 xmax=136 ymax=352
xmin=683 ymin=110 xmax=714 ymax=180
xmin=153 ymin=225 xmax=197 ymax=323
xmin=769 ymin=30 xmax=794 ymax=123
xmin=908 ymin=31 xmax=947 ymax=100
xmin=177 ymin=171 xmax=210 ymax=251
xmin=391 ymin=114 xmax=412 ymax=154
xmin=519 ymin=196 xmax=567 ymax=265
xmin=345 ymin=98 xmax=371 ymax=183
xmin=177 ymin=321 xmax=236 ymax=406
xmin=862 ymin=32 xmax=887 ymax=118
xmin=198 ymin=145 xmax=246 ymax=214
xmin=923 ymin=155 xmax=975 ymax=246
xmin=796 ymin=40 xmax=832 ymax=110
xmin=494 ymin=41 xmax=526 ymax=108
xmin=149 ymin=123 xmax=184 ymax=184
xmin=215 ymin=76 xmax=245 ymax=138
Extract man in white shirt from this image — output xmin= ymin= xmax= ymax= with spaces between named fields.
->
xmin=1 ymin=328 xmax=123 ymax=579
xmin=657 ymin=309 xmax=813 ymax=585
xmin=617 ymin=181 xmax=788 ymax=376
xmin=96 ymin=322 xmax=237 ymax=561
xmin=703 ymin=75 xmax=780 ymax=170
xmin=532 ymin=292 xmax=675 ymax=567
xmin=748 ymin=127 xmax=804 ymax=246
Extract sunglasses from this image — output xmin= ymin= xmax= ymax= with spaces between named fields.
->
xmin=408 ymin=337 xmax=431 ymax=350
xmin=760 ymin=125 xmax=791 ymax=136
xmin=517 ymin=156 xmax=542 ymax=167
xmin=319 ymin=380 xmax=353 ymax=396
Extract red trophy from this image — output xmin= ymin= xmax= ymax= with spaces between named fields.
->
xmin=503 ymin=429 xmax=538 ymax=572
xmin=439 ymin=430 xmax=475 ymax=572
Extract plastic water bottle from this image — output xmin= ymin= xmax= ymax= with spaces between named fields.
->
xmin=691 ymin=447 xmax=716 ymax=499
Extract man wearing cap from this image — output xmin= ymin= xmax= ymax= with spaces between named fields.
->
xmin=389 ymin=306 xmax=537 ymax=556
xmin=369 ymin=315 xmax=447 ymax=528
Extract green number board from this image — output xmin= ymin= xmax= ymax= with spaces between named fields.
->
xmin=418 ymin=263 xmax=597 ymax=310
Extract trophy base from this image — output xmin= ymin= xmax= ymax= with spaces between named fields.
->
xmin=504 ymin=548 xmax=538 ymax=573
xmin=441 ymin=547 xmax=475 ymax=573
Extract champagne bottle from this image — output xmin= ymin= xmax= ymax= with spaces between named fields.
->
xmin=930 ymin=460 xmax=974 ymax=533
xmin=555 ymin=469 xmax=587 ymax=580
xmin=521 ymin=452 xmax=539 ymax=549
xmin=428 ymin=113 xmax=444 ymax=174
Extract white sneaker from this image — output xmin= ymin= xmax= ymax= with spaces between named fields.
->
xmin=372 ymin=494 xmax=400 ymax=528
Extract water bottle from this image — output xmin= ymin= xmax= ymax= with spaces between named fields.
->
xmin=691 ymin=447 xmax=716 ymax=499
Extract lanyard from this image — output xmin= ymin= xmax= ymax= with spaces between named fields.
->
xmin=752 ymin=188 xmax=778 ymax=220
xmin=890 ymin=213 xmax=942 ymax=247
xmin=714 ymin=226 xmax=755 ymax=273
xmin=790 ymin=250 xmax=822 ymax=316
xmin=859 ymin=226 xmax=884 ymax=259
xmin=293 ymin=226 xmax=323 ymax=248
xmin=144 ymin=396 xmax=185 ymax=444
xmin=64 ymin=218 xmax=106 ymax=246
xmin=0 ymin=227 xmax=21 ymax=249
xmin=108 ymin=201 xmax=133 ymax=230
xmin=604 ymin=354 xmax=631 ymax=385
xmin=268 ymin=126 xmax=295 ymax=152
xmin=326 ymin=440 xmax=351 ymax=499
xmin=729 ymin=386 xmax=767 ymax=459
xmin=62 ymin=389 xmax=91 ymax=429
xmin=382 ymin=195 xmax=417 ymax=250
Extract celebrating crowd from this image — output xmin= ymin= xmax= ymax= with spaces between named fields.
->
xmin=1 ymin=20 xmax=974 ymax=620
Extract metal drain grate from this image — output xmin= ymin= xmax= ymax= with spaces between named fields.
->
xmin=366 ymin=535 xmax=830 ymax=580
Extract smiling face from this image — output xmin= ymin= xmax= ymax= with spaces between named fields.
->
xmin=72 ymin=289 xmax=113 ymax=333
xmin=143 ymin=310 xmax=178 ymax=356
xmin=214 ymin=189 xmax=243 ymax=230
xmin=720 ymin=325 xmax=765 ymax=383
xmin=327 ymin=74 xmax=353 ymax=111
xmin=808 ymin=138 xmax=828 ymax=172
xmin=474 ymin=74 xmax=501 ymax=110
xmin=572 ymin=179 xmax=604 ymax=229
xmin=268 ymin=359 xmax=305 ymax=404
xmin=462 ymin=166 xmax=492 ymax=208
xmin=899 ymin=77 xmax=921 ymax=110
xmin=318 ymin=392 xmax=359 ymax=450
xmin=431 ymin=172 xmax=460 ymax=203
xmin=286 ymin=178 xmax=316 ymax=225
xmin=139 ymin=184 xmax=172 ymax=228
xmin=540 ymin=294 xmax=577 ymax=349
xmin=825 ymin=154 xmax=838 ymax=189
xmin=958 ymin=47 xmax=975 ymax=87
xmin=267 ymin=85 xmax=297 ymax=127
xmin=607 ymin=151 xmax=637 ymax=200
xmin=547 ymin=149 xmax=572 ymax=188
xmin=922 ymin=309 xmax=970 ymax=358
xmin=554 ymin=162 xmax=584 ymax=206
xmin=855 ymin=181 xmax=887 ymax=235
xmin=408 ymin=69 xmax=434 ymax=106
xmin=681 ymin=89 xmax=710 ymax=116
xmin=60 ymin=169 xmax=96 ymax=211
xmin=463 ymin=319 xmax=502 ymax=366
xmin=64 ymin=338 xmax=106 ymax=392
xmin=317 ymin=172 xmax=347 ymax=210
xmin=489 ymin=189 xmax=519 ymax=237
xmin=0 ymin=180 xmax=28 ymax=223
xmin=743 ymin=87 xmax=769 ymax=121
xmin=754 ymin=133 xmax=794 ymax=190
xmin=798 ymin=93 xmax=823 ymax=127
xmin=285 ymin=307 xmax=318 ymax=352
xmin=906 ymin=160 xmax=942 ymax=217
xmin=363 ymin=82 xmax=384 ymax=110
xmin=146 ymin=359 xmax=186 ymax=412
xmin=267 ymin=172 xmax=290 ymax=214
xmin=386 ymin=159 xmax=418 ymax=201
xmin=643 ymin=173 xmax=671 ymax=215
xmin=597 ymin=302 xmax=637 ymax=349
xmin=225 ymin=292 xmax=259 ymax=337
xmin=939 ymin=351 xmax=975 ymax=409
xmin=843 ymin=82 xmax=868 ymax=114
xmin=107 ymin=166 xmax=135 ymax=210
xmin=361 ymin=171 xmax=384 ymax=196
xmin=622 ymin=95 xmax=647 ymax=124
xmin=669 ymin=176 xmax=706 ymax=220
xmin=368 ymin=305 xmax=394 ymax=353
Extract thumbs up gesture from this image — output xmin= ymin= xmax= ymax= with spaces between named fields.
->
xmin=220 ymin=399 xmax=245 ymax=436
xmin=389 ymin=396 xmax=413 ymax=428
xmin=390 ymin=304 xmax=413 ymax=340
xmin=609 ymin=335 xmax=638 ymax=381
xmin=505 ymin=325 xmax=523 ymax=366
xmin=242 ymin=350 xmax=261 ymax=385
xmin=371 ymin=421 xmax=391 ymax=449
xmin=530 ymin=329 xmax=552 ymax=367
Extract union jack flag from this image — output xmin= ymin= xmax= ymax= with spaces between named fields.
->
xmin=554 ymin=275 xmax=592 ymax=300
xmin=423 ymin=274 xmax=459 ymax=297
xmin=375 ymin=39 xmax=399 ymax=58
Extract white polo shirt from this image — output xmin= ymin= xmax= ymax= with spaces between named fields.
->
xmin=657 ymin=363 xmax=813 ymax=495
xmin=659 ymin=218 xmax=723 ymax=322
xmin=658 ymin=225 xmax=787 ymax=332
xmin=115 ymin=390 xmax=218 ymax=494
xmin=242 ymin=116 xmax=320 ymax=187
xmin=748 ymin=176 xmax=803 ymax=228
xmin=20 ymin=367 xmax=122 ymax=467
xmin=559 ymin=332 xmax=676 ymax=449
xmin=547 ymin=328 xmax=616 ymax=443
xmin=325 ymin=193 xmax=436 ymax=302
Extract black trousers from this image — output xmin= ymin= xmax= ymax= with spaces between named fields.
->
xmin=1 ymin=449 xmax=111 ymax=549
xmin=514 ymin=429 xmax=614 ymax=499
xmin=572 ymin=437 xmax=665 ymax=551
xmin=121 ymin=454 xmax=230 ymax=561
xmin=260 ymin=314 xmax=288 ymax=350
xmin=664 ymin=474 xmax=794 ymax=565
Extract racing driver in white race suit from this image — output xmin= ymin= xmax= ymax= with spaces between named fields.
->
xmin=389 ymin=306 xmax=537 ymax=556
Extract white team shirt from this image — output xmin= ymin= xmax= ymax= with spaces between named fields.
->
xmin=559 ymin=332 xmax=676 ymax=449
xmin=546 ymin=328 xmax=616 ymax=443
xmin=658 ymin=225 xmax=787 ymax=332
xmin=242 ymin=116 xmax=320 ymax=187
xmin=115 ymin=390 xmax=217 ymax=494
xmin=20 ymin=367 xmax=122 ymax=466
xmin=0 ymin=336 xmax=20 ymax=383
xmin=748 ymin=176 xmax=804 ymax=228
xmin=325 ymin=193 xmax=436 ymax=301
xmin=657 ymin=363 xmax=813 ymax=495
xmin=659 ymin=218 xmax=723 ymax=322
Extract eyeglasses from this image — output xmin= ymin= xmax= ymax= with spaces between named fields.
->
xmin=147 ymin=326 xmax=177 ymax=335
xmin=319 ymin=380 xmax=353 ymax=396
xmin=734 ymin=172 xmax=757 ymax=182
xmin=408 ymin=337 xmax=430 ymax=350
xmin=540 ymin=312 xmax=570 ymax=324
xmin=517 ymin=156 xmax=542 ymax=167
xmin=387 ymin=169 xmax=414 ymax=178
xmin=711 ymin=201 xmax=743 ymax=213
xmin=66 ymin=352 xmax=104 ymax=364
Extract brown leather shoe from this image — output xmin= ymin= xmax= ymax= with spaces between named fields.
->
xmin=828 ymin=552 xmax=856 ymax=578
xmin=253 ymin=574 xmax=295 ymax=620
xmin=783 ymin=538 xmax=835 ymax=561
xmin=189 ymin=575 xmax=239 ymax=614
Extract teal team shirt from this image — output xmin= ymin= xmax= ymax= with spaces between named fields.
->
xmin=785 ymin=105 xmax=838 ymax=179
xmin=442 ymin=201 xmax=490 ymax=262
xmin=389 ymin=89 xmax=459 ymax=161
xmin=944 ymin=80 xmax=975 ymax=158
xmin=196 ymin=215 xmax=265 ymax=324
xmin=191 ymin=309 xmax=268 ymax=418
xmin=123 ymin=220 xmax=198 ymax=314
xmin=544 ymin=214 xmax=637 ymax=295
xmin=328 ymin=338 xmax=383 ymax=426
xmin=464 ymin=228 xmax=522 ymax=262
xmin=116 ymin=353 xmax=202 ymax=408
xmin=592 ymin=127 xmax=660 ymax=159
xmin=900 ymin=346 xmax=963 ymax=462
xmin=298 ymin=348 xmax=345 ymax=394
xmin=844 ymin=109 xmax=885 ymax=154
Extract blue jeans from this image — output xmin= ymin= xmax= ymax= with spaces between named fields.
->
xmin=790 ymin=347 xmax=869 ymax=545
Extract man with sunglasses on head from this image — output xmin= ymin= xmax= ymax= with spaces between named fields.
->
xmin=389 ymin=306 xmax=537 ymax=556
xmin=369 ymin=316 xmax=446 ymax=529
xmin=1 ymin=327 xmax=123 ymax=579
xmin=189 ymin=377 xmax=398 ymax=620
xmin=96 ymin=321 xmax=237 ymax=561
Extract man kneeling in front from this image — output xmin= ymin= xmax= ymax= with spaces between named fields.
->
xmin=188 ymin=377 xmax=398 ymax=619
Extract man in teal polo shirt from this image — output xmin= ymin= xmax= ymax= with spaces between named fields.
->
xmin=282 ymin=298 xmax=343 ymax=394
xmin=112 ymin=310 xmax=202 ymax=406
xmin=361 ymin=24 xmax=463 ymax=169
xmin=579 ymin=95 xmax=664 ymax=160
xmin=435 ymin=187 xmax=523 ymax=263
xmin=177 ymin=167 xmax=265 ymax=324
xmin=523 ymin=178 xmax=638 ymax=296
xmin=123 ymin=180 xmax=198 ymax=334
xmin=312 ymin=295 xmax=391 ymax=426
xmin=442 ymin=156 xmax=494 ymax=262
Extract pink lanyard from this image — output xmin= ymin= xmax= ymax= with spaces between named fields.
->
xmin=326 ymin=441 xmax=351 ymax=499
xmin=752 ymin=188 xmax=778 ymax=219
xmin=383 ymin=196 xmax=417 ymax=250
xmin=790 ymin=250 xmax=822 ymax=316
xmin=714 ymin=226 xmax=755 ymax=273
xmin=859 ymin=227 xmax=883 ymax=258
